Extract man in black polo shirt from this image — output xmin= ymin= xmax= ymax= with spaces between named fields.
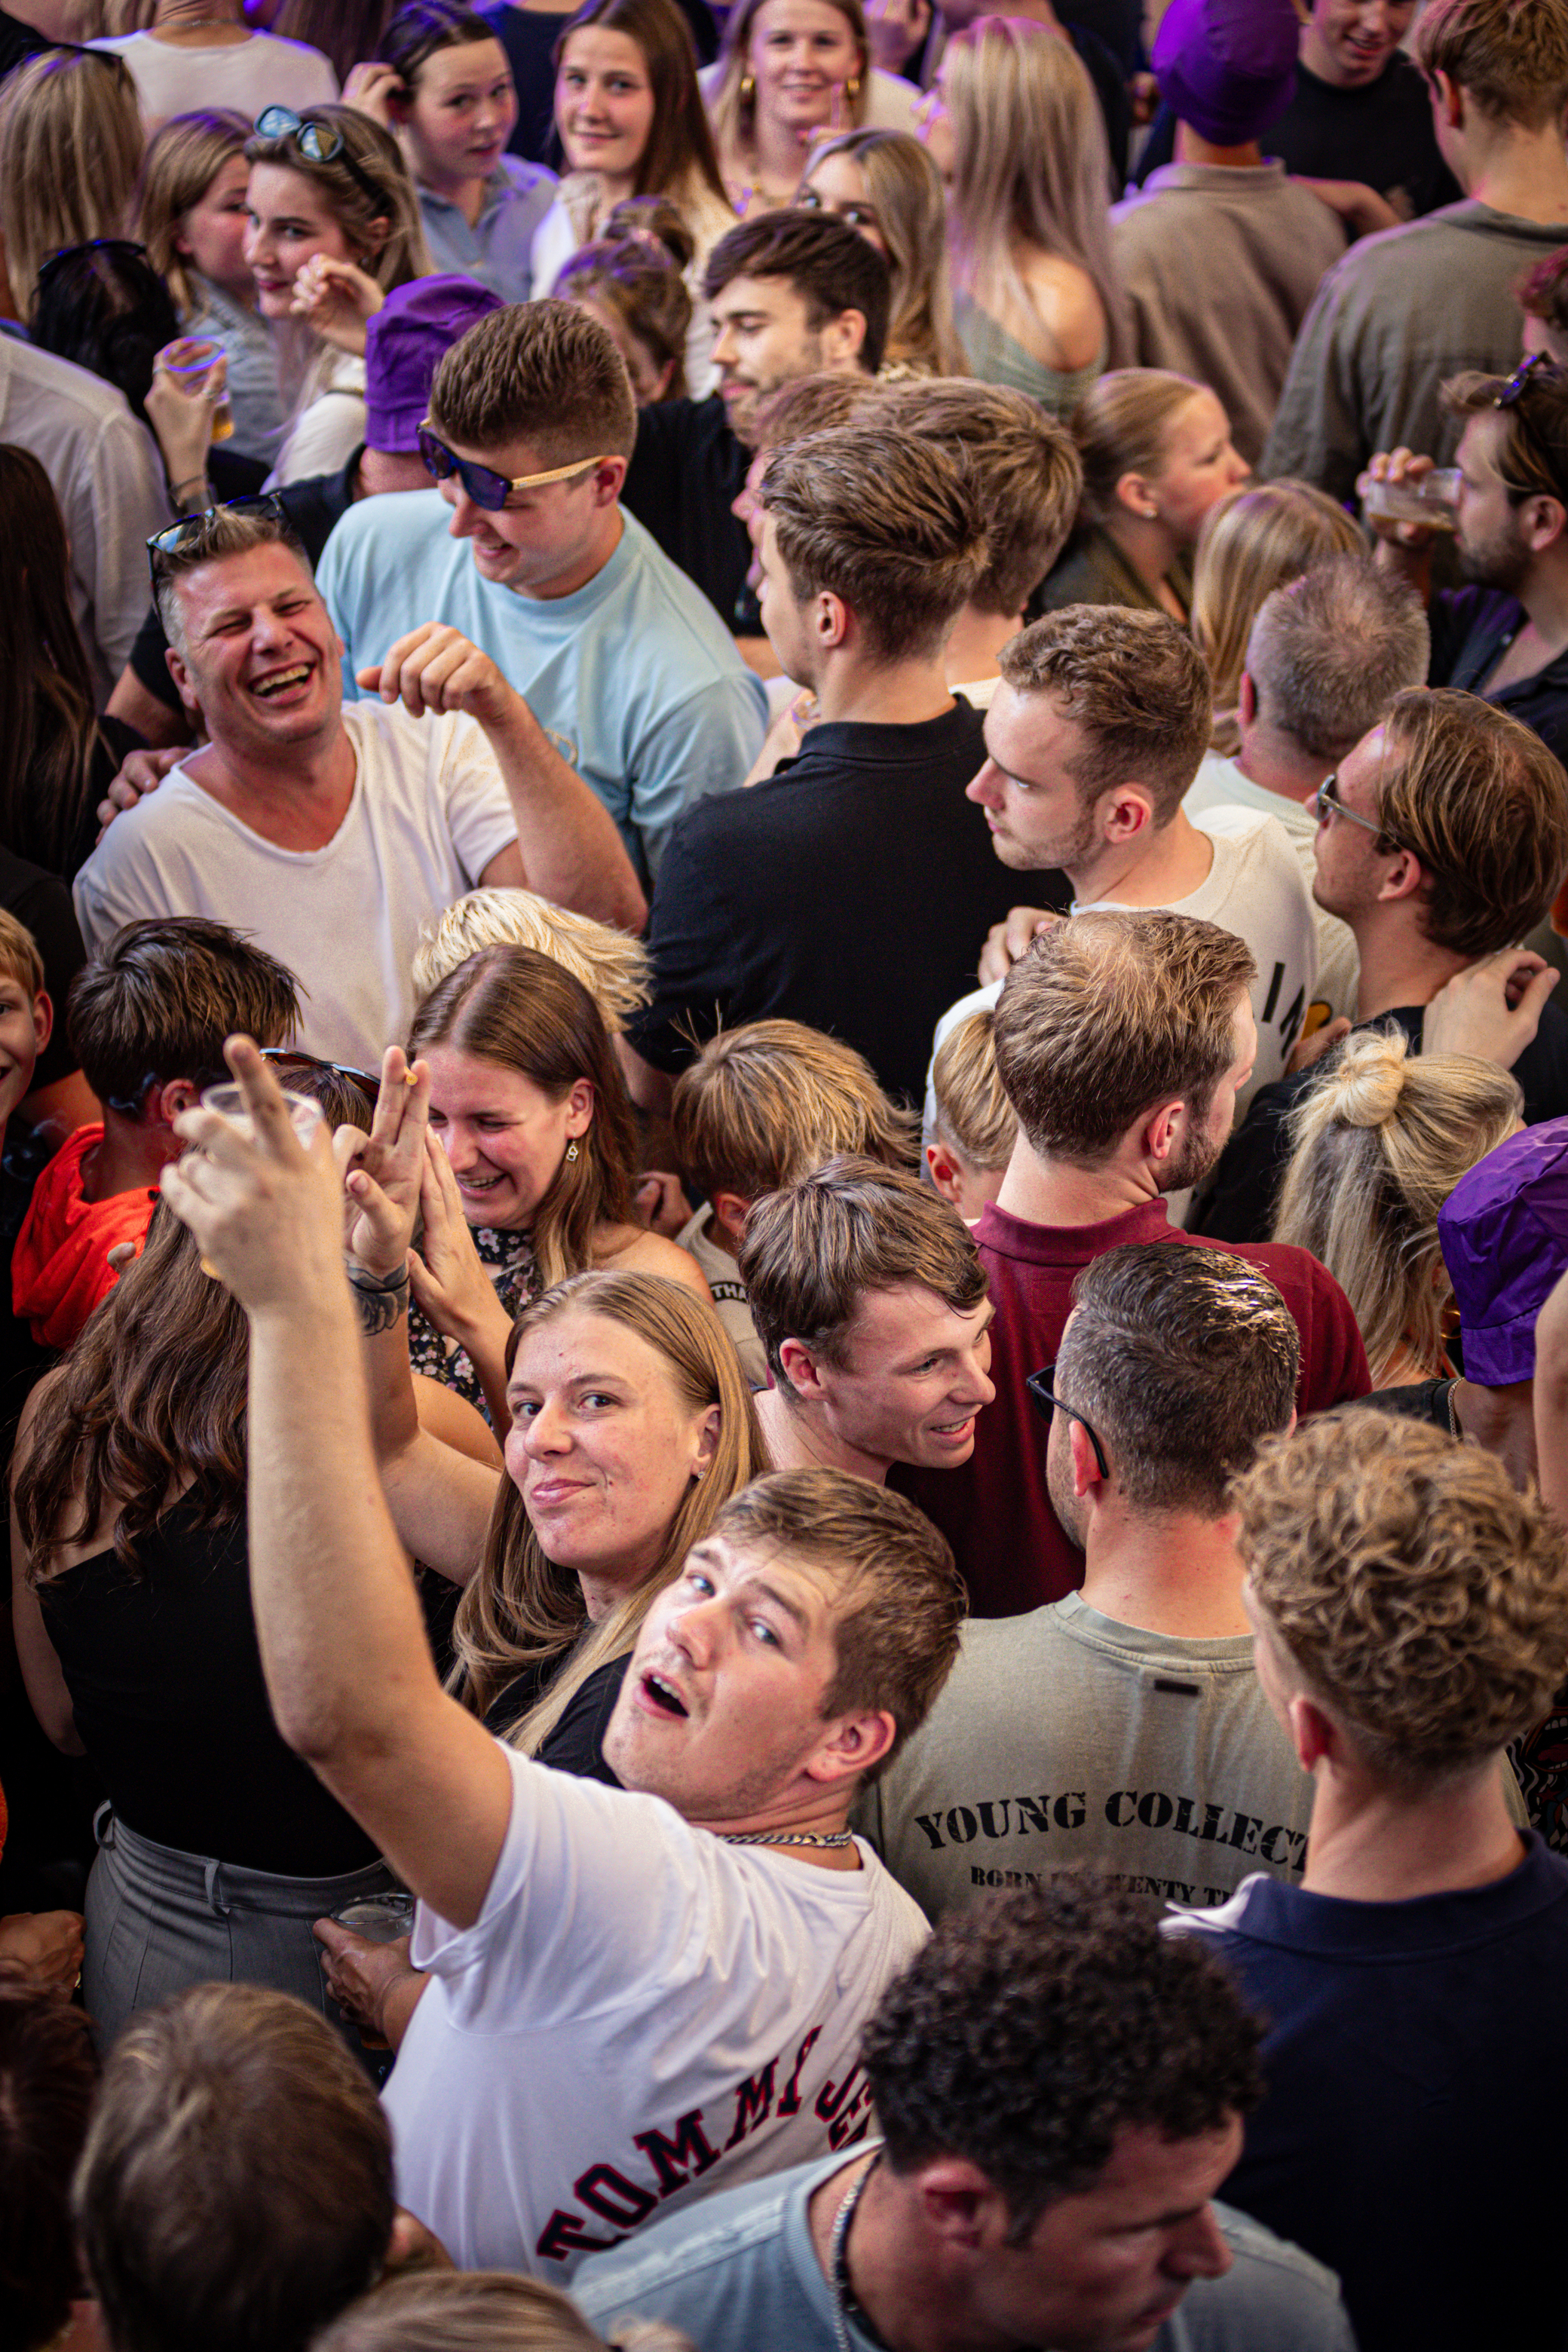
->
xmin=621 ymin=421 xmax=1058 ymax=1110
xmin=620 ymin=211 xmax=890 ymax=633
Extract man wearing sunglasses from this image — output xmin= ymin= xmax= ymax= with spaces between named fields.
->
xmin=314 ymin=300 xmax=767 ymax=888
xmin=1263 ymin=0 xmax=1568 ymax=499
xmin=862 ymin=1244 xmax=1313 ymax=1927
xmin=1194 ymin=683 xmax=1568 ymax=1242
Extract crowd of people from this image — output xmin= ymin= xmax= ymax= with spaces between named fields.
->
xmin=2 ymin=0 xmax=1568 ymax=2348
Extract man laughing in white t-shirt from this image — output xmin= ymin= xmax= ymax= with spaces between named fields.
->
xmin=74 ymin=506 xmax=645 ymax=1070
xmin=161 ymin=1041 xmax=966 ymax=2280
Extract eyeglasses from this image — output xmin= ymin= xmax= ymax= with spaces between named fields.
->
xmin=254 ymin=105 xmax=390 ymax=219
xmin=1025 ymin=1363 xmax=1110 ymax=1482
xmin=1309 ymin=768 xmax=1429 ymax=866
xmin=146 ymin=492 xmax=289 ymax=583
xmin=416 ymin=424 xmax=614 ymax=513
xmin=260 ymin=1048 xmax=382 ymax=1118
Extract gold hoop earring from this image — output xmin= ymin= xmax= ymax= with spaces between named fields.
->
xmin=846 ymin=72 xmax=861 ymax=100
xmin=740 ymin=69 xmax=755 ymax=104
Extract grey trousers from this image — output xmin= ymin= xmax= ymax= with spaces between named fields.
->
xmin=83 ymin=1808 xmax=397 ymax=2051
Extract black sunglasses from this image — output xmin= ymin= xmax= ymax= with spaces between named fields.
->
xmin=1025 ymin=1362 xmax=1110 ymax=1482
xmin=146 ymin=492 xmax=290 ymax=583
xmin=254 ymin=105 xmax=390 ymax=219
xmin=261 ymin=1048 xmax=383 ymax=1118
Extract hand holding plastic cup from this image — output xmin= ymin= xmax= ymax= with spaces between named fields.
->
xmin=155 ymin=335 xmax=233 ymax=442
xmin=1359 ymin=467 xmax=1461 ymax=531
xmin=194 ymin=1084 xmax=324 ymax=1276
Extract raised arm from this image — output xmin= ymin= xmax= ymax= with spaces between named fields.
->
xmin=161 ymin=1040 xmax=513 ymax=1929
xmin=358 ymin=626 xmax=648 ymax=932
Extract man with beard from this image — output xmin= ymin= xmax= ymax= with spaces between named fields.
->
xmin=1368 ymin=354 xmax=1568 ymax=770
xmin=891 ymin=910 xmax=1368 ymax=1619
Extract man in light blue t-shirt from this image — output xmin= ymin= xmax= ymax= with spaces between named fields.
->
xmin=315 ymin=299 xmax=766 ymax=888
xmin=574 ymin=1882 xmax=1355 ymax=2352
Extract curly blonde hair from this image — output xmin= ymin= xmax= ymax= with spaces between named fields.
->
xmin=412 ymin=891 xmax=651 ymax=1033
xmin=1236 ymin=1413 xmax=1568 ymax=1785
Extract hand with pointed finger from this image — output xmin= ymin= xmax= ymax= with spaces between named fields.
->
xmin=158 ymin=1037 xmax=348 ymax=1315
xmin=356 ymin=626 xmax=519 ymax=733
xmin=338 ymin=1048 xmax=432 ymax=1279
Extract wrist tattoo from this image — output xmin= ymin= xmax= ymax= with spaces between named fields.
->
xmin=345 ymin=1259 xmax=410 ymax=1334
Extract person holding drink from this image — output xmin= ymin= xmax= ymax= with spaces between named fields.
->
xmin=1364 ymin=351 xmax=1568 ymax=779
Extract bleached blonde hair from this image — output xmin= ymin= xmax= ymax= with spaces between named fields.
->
xmin=412 ymin=891 xmax=651 ymax=1033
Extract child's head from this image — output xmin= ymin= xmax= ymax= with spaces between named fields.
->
xmin=671 ymin=1019 xmax=917 ymax=1246
xmin=68 ymin=917 xmax=299 ymax=1129
xmin=928 ymin=1009 xmax=1015 ymax=1223
xmin=0 ymin=908 xmax=49 ymax=1129
xmin=412 ymin=890 xmax=651 ymax=1034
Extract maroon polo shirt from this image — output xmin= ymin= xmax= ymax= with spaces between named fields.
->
xmin=893 ymin=1197 xmax=1370 ymax=1618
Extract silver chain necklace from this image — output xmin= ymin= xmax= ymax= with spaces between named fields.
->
xmin=719 ymin=1828 xmax=856 ymax=1849
xmin=828 ymin=2152 xmax=883 ymax=2352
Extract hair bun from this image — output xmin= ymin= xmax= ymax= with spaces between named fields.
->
xmin=601 ymin=194 xmax=695 ymax=272
xmin=1321 ymin=1028 xmax=1410 ymax=1128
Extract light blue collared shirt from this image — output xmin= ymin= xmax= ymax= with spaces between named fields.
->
xmin=418 ymin=158 xmax=559 ymax=304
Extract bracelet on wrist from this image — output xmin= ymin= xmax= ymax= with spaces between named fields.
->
xmin=170 ymin=474 xmax=211 ymax=510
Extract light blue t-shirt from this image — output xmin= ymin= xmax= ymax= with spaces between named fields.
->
xmin=573 ymin=2148 xmax=1357 ymax=2352
xmin=316 ymin=492 xmax=765 ymax=881
xmin=418 ymin=158 xmax=558 ymax=303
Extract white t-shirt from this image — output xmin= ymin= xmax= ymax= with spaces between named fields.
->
xmin=926 ymin=807 xmax=1318 ymax=1140
xmin=90 ymin=29 xmax=338 ymax=124
xmin=384 ymin=1744 xmax=929 ymax=2279
xmin=1184 ymin=752 xmax=1361 ymax=1021
xmin=0 ymin=335 xmax=170 ymax=709
xmin=267 ymin=353 xmax=366 ymax=491
xmin=72 ymin=700 xmax=517 ymax=1069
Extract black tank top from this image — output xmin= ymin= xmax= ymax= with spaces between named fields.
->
xmin=38 ymin=1508 xmax=376 ymax=1877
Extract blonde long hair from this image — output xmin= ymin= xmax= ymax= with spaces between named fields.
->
xmin=799 ymin=127 xmax=966 ymax=375
xmin=1191 ymin=481 xmax=1362 ymax=756
xmin=137 ymin=109 xmax=250 ymax=323
xmin=1272 ymin=1031 xmax=1523 ymax=1386
xmin=0 ymin=48 xmax=144 ymax=320
xmin=451 ymin=1270 xmax=769 ymax=1747
xmin=709 ymin=0 xmax=870 ymax=187
xmin=942 ymin=16 xmax=1127 ymax=370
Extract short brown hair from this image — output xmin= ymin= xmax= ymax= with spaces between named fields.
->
xmin=1236 ymin=1413 xmax=1568 ymax=1784
xmin=930 ymin=1008 xmax=1016 ymax=1171
xmin=738 ymin=1153 xmax=987 ymax=1384
xmin=315 ymin=2270 xmax=694 ymax=2352
xmin=997 ymin=607 xmax=1214 ymax=822
xmin=1443 ymin=360 xmax=1568 ymax=504
xmin=702 ymin=209 xmax=892 ymax=375
xmin=1414 ymin=0 xmax=1568 ymax=132
xmin=68 ymin=917 xmax=300 ymax=1107
xmin=75 ymin=1983 xmax=394 ymax=2352
xmin=748 ymin=369 xmax=880 ymax=457
xmin=1059 ymin=1245 xmax=1298 ymax=1515
xmin=428 ymin=299 xmax=637 ymax=464
xmin=993 ymin=911 xmax=1255 ymax=1162
xmin=713 ymin=1465 xmax=966 ymax=1774
xmin=880 ymin=379 xmax=1082 ymax=616
xmin=671 ymin=1019 xmax=917 ymax=1203
xmin=1375 ymin=687 xmax=1568 ymax=956
xmin=0 ymin=904 xmax=44 ymax=999
xmin=151 ymin=504 xmax=313 ymax=659
xmin=0 ymin=1985 xmax=99 ymax=2352
xmin=760 ymin=423 xmax=988 ymax=663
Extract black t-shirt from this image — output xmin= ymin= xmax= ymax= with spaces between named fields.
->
xmin=1192 ymin=1000 xmax=1568 ymax=1245
xmin=1135 ymin=54 xmax=1459 ymax=219
xmin=486 ymin=1652 xmax=628 ymax=1786
xmin=621 ymin=394 xmax=755 ymax=633
xmin=0 ymin=843 xmax=88 ymax=1094
xmin=626 ymin=696 xmax=1067 ymax=1107
xmin=1347 ymin=1379 xmax=1456 ymax=1431
xmin=1429 ymin=586 xmax=1568 ymax=773
xmin=38 ymin=1508 xmax=378 ymax=1878
xmin=130 ymin=449 xmax=363 ymax=714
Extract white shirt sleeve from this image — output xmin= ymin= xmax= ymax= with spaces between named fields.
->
xmin=433 ymin=712 xmax=522 ymax=882
xmin=72 ymin=409 xmax=173 ymax=700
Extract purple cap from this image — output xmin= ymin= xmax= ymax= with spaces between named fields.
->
xmin=1438 ymin=1117 xmax=1568 ymax=1386
xmin=363 ymin=274 xmax=506 ymax=454
xmin=1152 ymin=0 xmax=1300 ymax=148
